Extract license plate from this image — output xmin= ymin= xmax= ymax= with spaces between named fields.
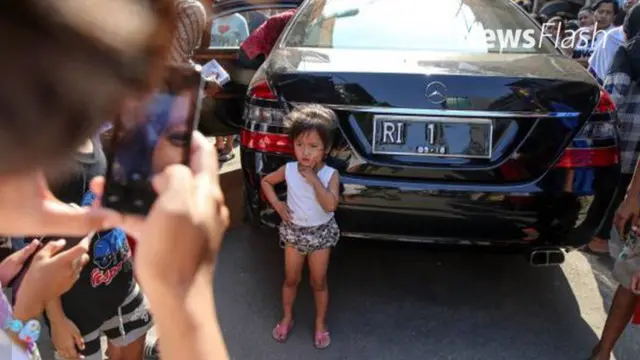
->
xmin=371 ymin=115 xmax=493 ymax=158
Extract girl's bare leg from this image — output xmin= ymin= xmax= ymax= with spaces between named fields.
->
xmin=281 ymin=246 xmax=305 ymax=325
xmin=308 ymin=248 xmax=331 ymax=333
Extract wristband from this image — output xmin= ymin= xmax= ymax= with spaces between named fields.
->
xmin=2 ymin=316 xmax=41 ymax=353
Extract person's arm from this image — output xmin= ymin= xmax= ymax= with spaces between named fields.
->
xmin=45 ymin=297 xmax=85 ymax=358
xmin=614 ymin=158 xmax=640 ymax=234
xmin=144 ymin=268 xmax=228 ymax=360
xmin=8 ymin=296 xmax=43 ymax=352
xmin=261 ymin=166 xmax=291 ymax=222
xmin=170 ymin=1 xmax=207 ymax=63
xmin=306 ymin=171 xmax=340 ymax=212
xmin=44 ymin=297 xmax=65 ymax=323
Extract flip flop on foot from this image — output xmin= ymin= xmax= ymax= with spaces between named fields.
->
xmin=272 ymin=320 xmax=295 ymax=343
xmin=314 ymin=330 xmax=331 ymax=349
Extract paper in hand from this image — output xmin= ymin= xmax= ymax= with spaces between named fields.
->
xmin=201 ymin=59 xmax=230 ymax=86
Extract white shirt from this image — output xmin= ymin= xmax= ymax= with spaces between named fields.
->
xmin=285 ymin=162 xmax=336 ymax=227
xmin=210 ymin=14 xmax=250 ymax=47
xmin=589 ymin=26 xmax=625 ymax=81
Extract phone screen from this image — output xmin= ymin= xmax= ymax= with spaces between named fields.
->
xmin=103 ymin=65 xmax=204 ymax=215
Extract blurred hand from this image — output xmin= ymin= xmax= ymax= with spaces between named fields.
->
xmin=614 ymin=196 xmax=640 ymax=236
xmin=13 ymin=236 xmax=91 ymax=320
xmin=91 ymin=131 xmax=229 ymax=294
xmin=0 ymin=171 xmax=117 ymax=237
xmin=0 ymin=240 xmax=39 ymax=285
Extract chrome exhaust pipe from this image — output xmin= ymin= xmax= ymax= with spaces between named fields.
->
xmin=529 ymin=249 xmax=565 ymax=266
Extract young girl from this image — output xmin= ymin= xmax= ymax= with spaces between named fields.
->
xmin=261 ymin=104 xmax=340 ymax=349
xmin=32 ymin=136 xmax=152 ymax=360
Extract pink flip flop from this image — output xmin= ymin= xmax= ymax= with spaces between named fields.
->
xmin=272 ymin=320 xmax=295 ymax=343
xmin=314 ymin=330 xmax=331 ymax=349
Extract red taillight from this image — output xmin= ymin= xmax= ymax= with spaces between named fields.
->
xmin=241 ymin=130 xmax=293 ymax=154
xmin=248 ymin=80 xmax=277 ymax=100
xmin=596 ymin=89 xmax=616 ymax=113
xmin=554 ymin=146 xmax=619 ymax=168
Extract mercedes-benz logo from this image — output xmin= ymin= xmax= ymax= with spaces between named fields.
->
xmin=425 ymin=81 xmax=447 ymax=104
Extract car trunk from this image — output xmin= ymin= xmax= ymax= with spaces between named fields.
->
xmin=267 ymin=49 xmax=601 ymax=183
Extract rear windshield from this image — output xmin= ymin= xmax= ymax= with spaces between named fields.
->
xmin=282 ymin=0 xmax=558 ymax=54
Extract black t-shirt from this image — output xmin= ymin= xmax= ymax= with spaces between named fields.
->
xmin=44 ymin=138 xmax=134 ymax=330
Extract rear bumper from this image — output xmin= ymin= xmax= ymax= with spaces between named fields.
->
xmin=243 ymin=149 xmax=621 ymax=249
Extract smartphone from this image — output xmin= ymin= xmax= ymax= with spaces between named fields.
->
xmin=102 ymin=64 xmax=205 ymax=215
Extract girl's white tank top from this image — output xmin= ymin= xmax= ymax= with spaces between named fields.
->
xmin=285 ymin=161 xmax=336 ymax=227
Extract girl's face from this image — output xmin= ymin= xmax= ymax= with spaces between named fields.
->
xmin=293 ymin=129 xmax=326 ymax=168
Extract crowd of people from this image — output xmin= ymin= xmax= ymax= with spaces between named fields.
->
xmin=512 ymin=0 xmax=640 ymax=359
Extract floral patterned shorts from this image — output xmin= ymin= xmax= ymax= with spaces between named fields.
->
xmin=279 ymin=217 xmax=340 ymax=255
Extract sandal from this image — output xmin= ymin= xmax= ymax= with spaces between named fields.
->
xmin=272 ymin=320 xmax=295 ymax=343
xmin=314 ymin=330 xmax=331 ymax=349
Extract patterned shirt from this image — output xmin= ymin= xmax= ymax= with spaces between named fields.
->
xmin=604 ymin=71 xmax=640 ymax=174
xmin=169 ymin=0 xmax=207 ymax=65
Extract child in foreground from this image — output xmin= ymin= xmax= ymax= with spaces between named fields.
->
xmin=261 ymin=104 xmax=340 ymax=349
xmin=29 ymin=137 xmax=152 ymax=360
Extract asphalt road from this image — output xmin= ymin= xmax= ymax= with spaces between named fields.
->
xmin=32 ymin=226 xmax=640 ymax=360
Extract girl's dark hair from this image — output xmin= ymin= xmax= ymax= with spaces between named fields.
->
xmin=592 ymin=0 xmax=620 ymax=14
xmin=285 ymin=104 xmax=338 ymax=150
xmin=0 ymin=0 xmax=176 ymax=175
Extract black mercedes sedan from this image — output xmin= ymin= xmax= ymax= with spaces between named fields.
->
xmin=234 ymin=0 xmax=621 ymax=265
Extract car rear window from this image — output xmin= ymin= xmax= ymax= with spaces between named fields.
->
xmin=282 ymin=0 xmax=558 ymax=54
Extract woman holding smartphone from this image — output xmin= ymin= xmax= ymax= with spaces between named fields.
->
xmin=0 ymin=1 xmax=231 ymax=360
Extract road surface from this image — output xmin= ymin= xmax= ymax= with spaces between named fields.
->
xmin=33 ymin=226 xmax=640 ymax=360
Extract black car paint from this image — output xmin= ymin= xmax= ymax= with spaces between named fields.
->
xmin=263 ymin=50 xmax=605 ymax=183
xmin=237 ymin=2 xmax=621 ymax=251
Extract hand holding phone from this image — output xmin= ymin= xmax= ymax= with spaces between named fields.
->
xmin=102 ymin=64 xmax=205 ymax=215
